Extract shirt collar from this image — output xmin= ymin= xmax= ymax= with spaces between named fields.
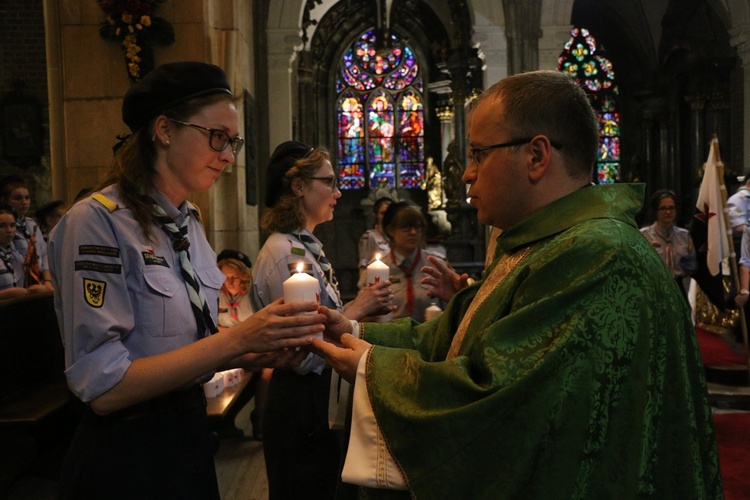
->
xmin=496 ymin=183 xmax=645 ymax=256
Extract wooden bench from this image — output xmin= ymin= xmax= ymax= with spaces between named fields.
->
xmin=0 ymin=291 xmax=73 ymax=494
xmin=0 ymin=291 xmax=70 ymax=427
xmin=206 ymin=369 xmax=256 ymax=438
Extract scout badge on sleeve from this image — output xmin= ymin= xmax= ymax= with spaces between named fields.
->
xmin=84 ymin=278 xmax=107 ymax=308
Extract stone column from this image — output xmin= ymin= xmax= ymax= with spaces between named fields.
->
xmin=266 ymin=29 xmax=302 ymax=150
xmin=502 ymin=0 xmax=542 ymax=75
xmin=685 ymin=95 xmax=706 ymax=177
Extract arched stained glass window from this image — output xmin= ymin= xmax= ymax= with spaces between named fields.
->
xmin=557 ymin=27 xmax=621 ymax=184
xmin=336 ymin=29 xmax=425 ymax=190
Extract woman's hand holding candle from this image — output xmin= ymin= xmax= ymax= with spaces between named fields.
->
xmin=366 ymin=253 xmax=390 ymax=287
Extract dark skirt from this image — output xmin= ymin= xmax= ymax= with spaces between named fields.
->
xmin=59 ymin=386 xmax=219 ymax=500
xmin=263 ymin=368 xmax=342 ymax=500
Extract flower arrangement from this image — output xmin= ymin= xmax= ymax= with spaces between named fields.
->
xmin=97 ymin=0 xmax=175 ymax=82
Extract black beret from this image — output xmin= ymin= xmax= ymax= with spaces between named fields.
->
xmin=217 ymin=249 xmax=252 ymax=269
xmin=34 ymin=200 xmax=66 ymax=221
xmin=382 ymin=200 xmax=420 ymax=230
xmin=0 ymin=174 xmax=25 ymax=197
xmin=122 ymin=61 xmax=232 ymax=132
xmin=265 ymin=141 xmax=313 ymax=207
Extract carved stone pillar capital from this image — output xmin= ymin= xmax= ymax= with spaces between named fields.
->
xmin=730 ymin=26 xmax=750 ymax=64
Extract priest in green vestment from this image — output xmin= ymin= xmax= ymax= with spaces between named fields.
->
xmin=312 ymin=70 xmax=722 ymax=499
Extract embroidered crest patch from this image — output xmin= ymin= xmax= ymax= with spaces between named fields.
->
xmin=83 ymin=278 xmax=106 ymax=308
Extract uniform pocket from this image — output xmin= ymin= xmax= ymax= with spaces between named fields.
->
xmin=193 ymin=265 xmax=225 ymax=321
xmin=142 ymin=267 xmax=184 ymax=337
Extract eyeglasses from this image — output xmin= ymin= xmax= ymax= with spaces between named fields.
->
xmin=396 ymin=224 xmax=424 ymax=232
xmin=168 ymin=118 xmax=245 ymax=156
xmin=309 ymin=176 xmax=339 ymax=191
xmin=468 ymin=137 xmax=563 ymax=165
xmin=657 ymin=206 xmax=676 ymax=212
xmin=225 ymin=276 xmax=246 ymax=283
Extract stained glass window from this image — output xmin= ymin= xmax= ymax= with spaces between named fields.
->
xmin=558 ymin=27 xmax=621 ymax=183
xmin=336 ymin=29 xmax=425 ymax=190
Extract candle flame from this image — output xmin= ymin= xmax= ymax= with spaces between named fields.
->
xmin=375 ymin=253 xmax=381 ymax=261
xmin=296 ymin=262 xmax=304 ymax=273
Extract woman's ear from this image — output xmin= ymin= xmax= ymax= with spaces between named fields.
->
xmin=291 ymin=177 xmax=306 ymax=197
xmin=153 ymin=115 xmax=171 ymax=146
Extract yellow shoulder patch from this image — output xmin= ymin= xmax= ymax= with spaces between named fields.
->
xmin=83 ymin=278 xmax=107 ymax=308
xmin=190 ymin=204 xmax=202 ymax=223
xmin=92 ymin=193 xmax=118 ymax=212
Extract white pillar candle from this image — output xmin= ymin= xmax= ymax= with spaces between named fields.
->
xmin=283 ymin=263 xmax=320 ymax=308
xmin=424 ymin=303 xmax=443 ymax=321
xmin=366 ymin=253 xmax=390 ymax=287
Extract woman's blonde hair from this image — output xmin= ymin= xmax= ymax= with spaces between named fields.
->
xmin=218 ymin=258 xmax=251 ymax=295
xmin=261 ymin=147 xmax=331 ymax=233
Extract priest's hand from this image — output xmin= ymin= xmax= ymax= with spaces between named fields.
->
xmin=421 ymin=255 xmax=470 ymax=303
xmin=310 ymin=334 xmax=371 ymax=384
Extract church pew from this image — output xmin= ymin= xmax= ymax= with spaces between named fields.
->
xmin=0 ymin=291 xmax=70 ymax=426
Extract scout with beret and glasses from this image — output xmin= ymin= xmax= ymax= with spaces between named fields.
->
xmin=250 ymin=140 xmax=395 ymax=500
xmin=48 ymin=62 xmax=325 ymax=499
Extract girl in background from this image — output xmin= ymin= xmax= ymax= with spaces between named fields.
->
xmin=0 ymin=204 xmax=47 ymax=299
xmin=0 ymin=175 xmax=53 ymax=290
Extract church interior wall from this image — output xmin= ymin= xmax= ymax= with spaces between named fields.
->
xmin=0 ymin=0 xmax=51 ymax=207
xmin=0 ymin=0 xmax=747 ymax=286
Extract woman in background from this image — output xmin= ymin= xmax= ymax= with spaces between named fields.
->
xmin=360 ymin=200 xmax=446 ymax=321
xmin=217 ymin=249 xmax=254 ymax=328
xmin=357 ymin=196 xmax=392 ymax=275
xmin=34 ymin=199 xmax=67 ymax=242
xmin=0 ymin=175 xmax=53 ymax=290
xmin=217 ymin=248 xmax=269 ymax=440
xmin=640 ymin=189 xmax=696 ymax=300
xmin=0 ymin=204 xmax=48 ymax=299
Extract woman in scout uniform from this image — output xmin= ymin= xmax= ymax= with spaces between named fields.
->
xmin=217 ymin=248 xmax=269 ymax=440
xmin=357 ymin=196 xmax=392 ymax=275
xmin=359 ymin=201 xmax=447 ymax=322
xmin=0 ymin=204 xmax=47 ymax=299
xmin=47 ymin=62 xmax=324 ymax=499
xmin=251 ymin=141 xmax=394 ymax=500
xmin=217 ymin=248 xmax=254 ymax=328
xmin=0 ymin=176 xmax=53 ymax=290
xmin=639 ymin=189 xmax=696 ymax=299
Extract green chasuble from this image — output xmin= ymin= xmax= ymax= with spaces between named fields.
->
xmin=359 ymin=184 xmax=722 ymax=499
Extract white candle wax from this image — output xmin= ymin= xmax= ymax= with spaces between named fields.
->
xmin=366 ymin=253 xmax=390 ymax=287
xmin=283 ymin=265 xmax=320 ymax=308
xmin=283 ymin=265 xmax=322 ymax=339
xmin=424 ymin=303 xmax=443 ymax=321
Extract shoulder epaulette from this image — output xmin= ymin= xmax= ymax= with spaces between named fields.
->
xmin=92 ymin=193 xmax=118 ymax=212
xmin=189 ymin=203 xmax=202 ymax=223
xmin=290 ymin=238 xmax=306 ymax=257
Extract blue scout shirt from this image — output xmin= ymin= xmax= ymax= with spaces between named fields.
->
xmin=13 ymin=216 xmax=49 ymax=273
xmin=0 ymin=244 xmax=24 ymax=290
xmin=48 ymin=185 xmax=225 ymax=403
xmin=251 ymin=230 xmax=343 ymax=375
xmin=727 ymin=187 xmax=750 ymax=231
